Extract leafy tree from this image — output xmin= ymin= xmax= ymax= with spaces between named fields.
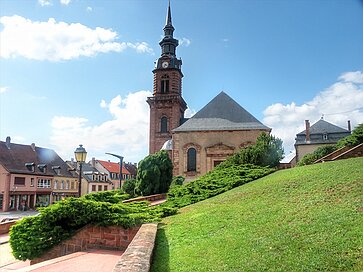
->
xmin=224 ymin=132 xmax=284 ymax=168
xmin=336 ymin=123 xmax=363 ymax=148
xmin=121 ymin=179 xmax=137 ymax=197
xmin=136 ymin=150 xmax=173 ymax=196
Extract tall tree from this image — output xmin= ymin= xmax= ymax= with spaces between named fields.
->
xmin=136 ymin=150 xmax=173 ymax=196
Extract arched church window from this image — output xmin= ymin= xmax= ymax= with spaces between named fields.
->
xmin=187 ymin=148 xmax=196 ymax=172
xmin=161 ymin=75 xmax=170 ymax=93
xmin=161 ymin=116 xmax=168 ymax=133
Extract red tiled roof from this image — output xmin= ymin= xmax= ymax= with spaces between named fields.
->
xmin=97 ymin=160 xmax=131 ymax=175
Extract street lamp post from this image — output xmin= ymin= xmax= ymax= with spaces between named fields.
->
xmin=105 ymin=153 xmax=123 ymax=189
xmin=74 ymin=144 xmax=87 ymax=197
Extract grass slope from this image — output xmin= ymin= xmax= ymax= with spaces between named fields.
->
xmin=151 ymin=158 xmax=363 ymax=272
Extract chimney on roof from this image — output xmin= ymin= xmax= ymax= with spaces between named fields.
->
xmin=91 ymin=157 xmax=96 ymax=167
xmin=31 ymin=143 xmax=36 ymax=151
xmin=305 ymin=120 xmax=310 ymax=143
xmin=348 ymin=120 xmax=351 ymax=132
xmin=5 ymin=136 xmax=11 ymax=149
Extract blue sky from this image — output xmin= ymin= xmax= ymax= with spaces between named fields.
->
xmin=1 ymin=0 xmax=363 ymax=163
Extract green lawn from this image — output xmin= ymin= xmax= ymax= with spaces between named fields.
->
xmin=151 ymin=157 xmax=363 ymax=272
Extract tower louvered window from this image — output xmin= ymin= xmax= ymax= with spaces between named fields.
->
xmin=161 ymin=75 xmax=170 ymax=93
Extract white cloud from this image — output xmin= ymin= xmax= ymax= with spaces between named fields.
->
xmin=38 ymin=0 xmax=52 ymax=6
xmin=338 ymin=71 xmax=363 ymax=84
xmin=50 ymin=91 xmax=152 ymax=163
xmin=127 ymin=42 xmax=153 ymax=54
xmin=87 ymin=6 xmax=93 ymax=12
xmin=185 ymin=108 xmax=196 ymax=118
xmin=222 ymin=38 xmax=229 ymax=42
xmin=60 ymin=0 xmax=71 ymax=5
xmin=0 ymin=86 xmax=9 ymax=93
xmin=263 ymin=71 xmax=363 ymax=154
xmin=0 ymin=15 xmax=153 ymax=61
xmin=178 ymin=37 xmax=191 ymax=47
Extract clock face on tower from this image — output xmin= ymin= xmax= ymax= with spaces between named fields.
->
xmin=162 ymin=61 xmax=169 ymax=68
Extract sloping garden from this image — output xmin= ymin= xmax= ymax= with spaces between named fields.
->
xmin=151 ymin=157 xmax=363 ymax=271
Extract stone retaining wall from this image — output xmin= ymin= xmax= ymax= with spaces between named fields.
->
xmin=122 ymin=193 xmax=166 ymax=204
xmin=0 ymin=220 xmax=17 ymax=234
xmin=113 ymin=223 xmax=158 ymax=272
xmin=31 ymin=225 xmax=140 ymax=265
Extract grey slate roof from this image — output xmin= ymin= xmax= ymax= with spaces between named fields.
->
xmin=173 ymin=91 xmax=270 ymax=132
xmin=0 ymin=140 xmax=73 ymax=177
xmin=295 ymin=119 xmax=351 ymax=145
xmin=297 ymin=119 xmax=350 ymax=135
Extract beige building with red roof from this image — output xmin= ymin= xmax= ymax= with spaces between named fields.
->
xmin=91 ymin=158 xmax=131 ymax=189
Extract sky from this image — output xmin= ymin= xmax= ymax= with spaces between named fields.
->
xmin=1 ymin=0 xmax=363 ymax=164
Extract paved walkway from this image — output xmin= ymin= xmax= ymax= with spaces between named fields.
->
xmin=0 ymin=234 xmax=10 ymax=245
xmin=1 ymin=250 xmax=124 ymax=272
xmin=0 ymin=211 xmax=39 ymax=222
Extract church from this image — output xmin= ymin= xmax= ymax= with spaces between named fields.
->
xmin=147 ymin=3 xmax=270 ymax=179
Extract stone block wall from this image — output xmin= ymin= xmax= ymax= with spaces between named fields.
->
xmin=31 ymin=224 xmax=140 ymax=265
xmin=0 ymin=220 xmax=17 ymax=234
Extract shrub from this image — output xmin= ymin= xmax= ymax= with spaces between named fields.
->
xmin=10 ymin=197 xmax=177 ymax=261
xmin=83 ymin=189 xmax=130 ymax=203
xmin=165 ymin=164 xmax=274 ymax=208
xmin=122 ymin=179 xmax=137 ymax=197
xmin=136 ymin=150 xmax=173 ymax=195
xmin=297 ymin=145 xmax=337 ymax=166
xmin=170 ymin=176 xmax=185 ymax=188
xmin=336 ymin=123 xmax=363 ymax=148
xmin=223 ymin=132 xmax=284 ymax=168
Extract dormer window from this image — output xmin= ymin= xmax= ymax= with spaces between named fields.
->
xmin=37 ymin=164 xmax=47 ymax=173
xmin=52 ymin=166 xmax=61 ymax=175
xmin=25 ymin=163 xmax=35 ymax=172
xmin=323 ymin=134 xmax=328 ymax=140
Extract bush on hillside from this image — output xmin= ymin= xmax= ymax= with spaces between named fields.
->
xmin=223 ymin=132 xmax=284 ymax=168
xmin=170 ymin=176 xmax=185 ymax=187
xmin=10 ymin=197 xmax=177 ymax=261
xmin=297 ymin=145 xmax=337 ymax=166
xmin=83 ymin=189 xmax=130 ymax=203
xmin=136 ymin=150 xmax=173 ymax=196
xmin=336 ymin=123 xmax=363 ymax=148
xmin=122 ymin=179 xmax=137 ymax=197
xmin=165 ymin=164 xmax=274 ymax=208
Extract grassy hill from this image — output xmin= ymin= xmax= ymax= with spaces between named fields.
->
xmin=151 ymin=157 xmax=363 ymax=272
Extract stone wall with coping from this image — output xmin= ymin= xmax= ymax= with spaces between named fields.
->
xmin=0 ymin=220 xmax=17 ymax=234
xmin=113 ymin=223 xmax=158 ymax=272
xmin=30 ymin=224 xmax=140 ymax=265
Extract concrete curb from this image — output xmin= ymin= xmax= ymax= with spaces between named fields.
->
xmin=112 ymin=223 xmax=158 ymax=272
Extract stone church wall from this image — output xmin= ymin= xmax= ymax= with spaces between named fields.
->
xmin=172 ymin=129 xmax=269 ymax=178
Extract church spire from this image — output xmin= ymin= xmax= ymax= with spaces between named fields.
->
xmin=166 ymin=0 xmax=172 ymax=26
xmin=159 ymin=0 xmax=178 ymax=57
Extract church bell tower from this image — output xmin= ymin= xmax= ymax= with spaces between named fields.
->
xmin=147 ymin=1 xmax=187 ymax=154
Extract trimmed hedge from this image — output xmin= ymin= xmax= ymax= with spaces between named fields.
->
xmin=10 ymin=197 xmax=177 ymax=261
xmin=165 ymin=164 xmax=274 ymax=208
xmin=83 ymin=189 xmax=130 ymax=203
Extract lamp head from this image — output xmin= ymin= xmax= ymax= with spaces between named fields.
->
xmin=74 ymin=144 xmax=87 ymax=163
